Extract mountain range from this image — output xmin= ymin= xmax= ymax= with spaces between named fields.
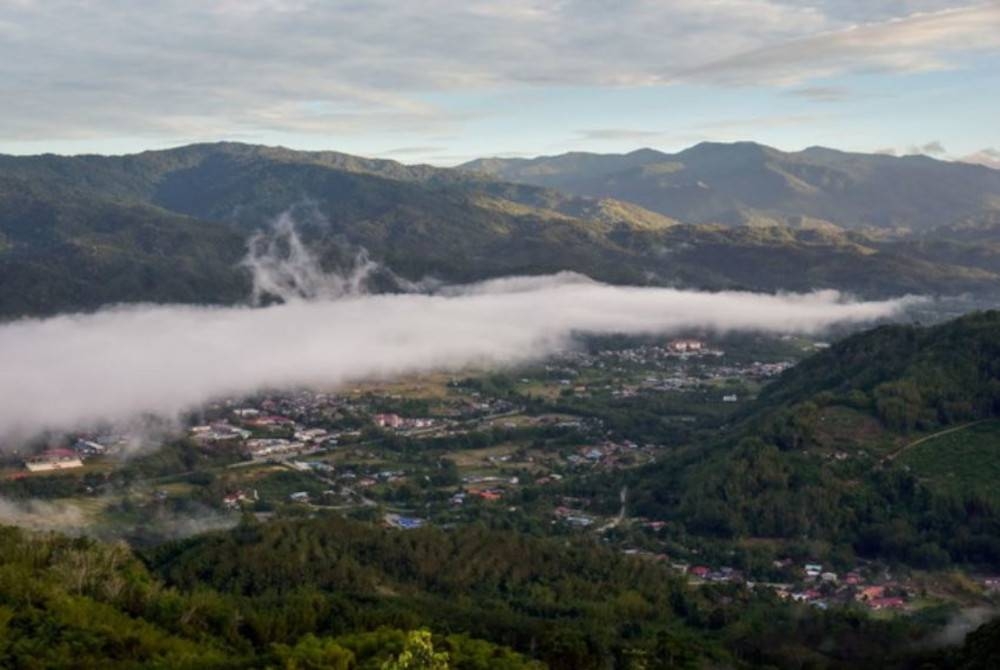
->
xmin=2 ymin=141 xmax=1000 ymax=318
xmin=461 ymin=142 xmax=1000 ymax=234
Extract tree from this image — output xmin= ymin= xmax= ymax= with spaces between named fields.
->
xmin=273 ymin=634 xmax=354 ymax=670
xmin=381 ymin=630 xmax=450 ymax=670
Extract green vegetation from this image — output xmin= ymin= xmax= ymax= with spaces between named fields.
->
xmin=899 ymin=420 xmax=1000 ymax=501
xmin=0 ymin=523 xmax=546 ymax=669
xmin=1 ymin=515 xmax=993 ymax=670
xmin=626 ymin=311 xmax=1000 ymax=569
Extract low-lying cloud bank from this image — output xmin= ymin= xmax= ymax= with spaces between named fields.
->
xmin=0 ymin=273 xmax=916 ymax=444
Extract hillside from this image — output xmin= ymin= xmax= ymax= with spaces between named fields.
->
xmin=0 ymin=176 xmax=250 ymax=316
xmin=462 ymin=142 xmax=1000 ymax=234
xmin=630 ymin=311 xmax=1000 ymax=569
xmin=3 ymin=142 xmax=1000 ymax=318
xmin=0 ymin=144 xmax=667 ymax=317
xmin=0 ymin=514 xmax=985 ymax=670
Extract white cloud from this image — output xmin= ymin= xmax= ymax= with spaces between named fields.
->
xmin=675 ymin=4 xmax=1000 ymax=85
xmin=908 ymin=140 xmax=948 ymax=156
xmin=960 ymin=148 xmax=1000 ymax=169
xmin=0 ymin=273 xmax=914 ymax=444
xmin=785 ymin=86 xmax=852 ymax=102
xmin=575 ymin=129 xmax=669 ymax=142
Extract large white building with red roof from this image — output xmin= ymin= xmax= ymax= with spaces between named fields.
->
xmin=25 ymin=448 xmax=84 ymax=472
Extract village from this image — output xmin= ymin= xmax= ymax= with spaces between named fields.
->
xmin=5 ymin=332 xmax=998 ymax=615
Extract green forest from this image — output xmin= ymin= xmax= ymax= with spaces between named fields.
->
xmin=2 ymin=516 xmax=998 ymax=670
xmin=623 ymin=311 xmax=1000 ymax=569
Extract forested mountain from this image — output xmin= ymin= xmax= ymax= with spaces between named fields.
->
xmin=3 ymin=142 xmax=1000 ymax=318
xmin=0 ymin=175 xmax=249 ymax=316
xmin=629 ymin=311 xmax=1000 ymax=569
xmin=462 ymin=142 xmax=1000 ymax=234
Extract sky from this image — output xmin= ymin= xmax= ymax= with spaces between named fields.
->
xmin=1 ymin=0 xmax=998 ymax=165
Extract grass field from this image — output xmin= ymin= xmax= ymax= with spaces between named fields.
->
xmin=899 ymin=419 xmax=1000 ymax=500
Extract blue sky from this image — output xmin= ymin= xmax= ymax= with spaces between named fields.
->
xmin=1 ymin=0 xmax=998 ymax=166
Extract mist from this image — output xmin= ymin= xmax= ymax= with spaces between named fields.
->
xmin=242 ymin=211 xmax=383 ymax=304
xmin=0 ymin=497 xmax=88 ymax=533
xmin=0 ymin=272 xmax=916 ymax=444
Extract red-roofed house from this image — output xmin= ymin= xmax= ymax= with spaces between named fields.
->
xmin=25 ymin=449 xmax=84 ymax=472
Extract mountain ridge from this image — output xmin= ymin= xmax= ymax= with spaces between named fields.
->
xmin=2 ymin=141 xmax=1000 ymax=319
xmin=461 ymin=141 xmax=1000 ymax=233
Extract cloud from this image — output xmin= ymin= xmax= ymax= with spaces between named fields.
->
xmin=379 ymin=146 xmax=446 ymax=157
xmin=575 ymin=129 xmax=669 ymax=142
xmin=0 ymin=273 xmax=914 ymax=444
xmin=676 ymin=4 xmax=1000 ymax=85
xmin=908 ymin=140 xmax=947 ymax=156
xmin=1 ymin=1 xmax=993 ymax=144
xmin=785 ymin=86 xmax=852 ymax=102
xmin=690 ymin=114 xmax=828 ymax=132
xmin=872 ymin=142 xmax=999 ymax=166
xmin=960 ymin=148 xmax=1000 ymax=169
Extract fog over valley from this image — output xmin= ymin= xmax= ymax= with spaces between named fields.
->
xmin=0 ymin=273 xmax=913 ymax=445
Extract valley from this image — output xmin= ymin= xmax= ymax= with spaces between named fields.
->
xmin=5 ymin=1 xmax=1000 ymax=666
xmin=2 ymin=143 xmax=1000 ymax=669
xmin=4 ymin=314 xmax=1000 ymax=667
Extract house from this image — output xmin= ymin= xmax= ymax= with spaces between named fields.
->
xmin=73 ymin=439 xmax=107 ymax=456
xmin=474 ymin=489 xmax=503 ymax=502
xmin=222 ymin=490 xmax=256 ymax=510
xmin=564 ymin=515 xmax=593 ymax=527
xmin=25 ymin=449 xmax=84 ymax=472
xmin=689 ymin=565 xmax=711 ymax=579
xmin=804 ymin=563 xmax=823 ymax=578
xmin=722 ymin=394 xmax=739 ymax=403
xmin=791 ymin=589 xmax=822 ymax=602
xmin=668 ymin=339 xmax=704 ymax=353
xmin=288 ymin=491 xmax=310 ymax=503
xmin=246 ymin=415 xmax=294 ymax=428
xmin=294 ymin=428 xmax=329 ymax=442
xmin=191 ymin=423 xmax=250 ymax=442
xmin=868 ymin=597 xmax=905 ymax=611
xmin=857 ymin=585 xmax=886 ymax=602
xmin=374 ymin=413 xmax=403 ymax=428
xmin=245 ymin=438 xmax=306 ymax=457
xmin=384 ymin=514 xmax=425 ymax=530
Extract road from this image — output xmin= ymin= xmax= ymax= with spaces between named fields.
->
xmin=597 ymin=486 xmax=628 ymax=532
xmin=882 ymin=419 xmax=987 ymax=463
